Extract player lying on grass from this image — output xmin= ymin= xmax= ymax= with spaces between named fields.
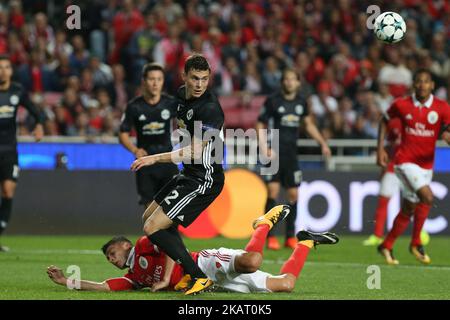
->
xmin=47 ymin=205 xmax=339 ymax=294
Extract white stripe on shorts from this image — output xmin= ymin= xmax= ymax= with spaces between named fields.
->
xmin=167 ymin=185 xmax=202 ymax=219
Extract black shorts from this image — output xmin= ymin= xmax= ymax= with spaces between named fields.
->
xmin=154 ymin=173 xmax=224 ymax=228
xmin=0 ymin=152 xmax=19 ymax=182
xmin=264 ymin=153 xmax=302 ymax=188
xmin=136 ymin=163 xmax=179 ymax=205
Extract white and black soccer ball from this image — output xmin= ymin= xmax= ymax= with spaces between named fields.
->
xmin=374 ymin=11 xmax=406 ymax=44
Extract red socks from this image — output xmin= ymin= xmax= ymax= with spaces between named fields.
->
xmin=382 ymin=211 xmax=411 ymax=250
xmin=245 ymin=224 xmax=270 ymax=255
xmin=280 ymin=242 xmax=312 ymax=278
xmin=374 ymin=196 xmax=390 ymax=237
xmin=411 ymin=203 xmax=431 ymax=246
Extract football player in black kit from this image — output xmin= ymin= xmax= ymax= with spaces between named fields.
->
xmin=256 ymin=68 xmax=331 ymax=250
xmin=130 ymin=54 xmax=226 ymax=295
xmin=0 ymin=56 xmax=44 ymax=252
xmin=119 ymin=63 xmax=178 ymax=207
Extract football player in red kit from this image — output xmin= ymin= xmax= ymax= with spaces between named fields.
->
xmin=376 ymin=69 xmax=450 ymax=265
xmin=47 ymin=205 xmax=339 ymax=294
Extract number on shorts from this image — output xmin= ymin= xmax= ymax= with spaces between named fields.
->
xmin=294 ymin=170 xmax=302 ymax=185
xmin=164 ymin=190 xmax=179 ymax=205
xmin=12 ymin=165 xmax=19 ymax=179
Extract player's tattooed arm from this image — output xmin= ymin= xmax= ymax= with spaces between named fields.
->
xmin=151 ymin=255 xmax=176 ymax=292
xmin=377 ymin=116 xmax=389 ymax=167
xmin=46 ymin=265 xmax=111 ymax=291
xmin=130 ymin=136 xmax=205 ymax=170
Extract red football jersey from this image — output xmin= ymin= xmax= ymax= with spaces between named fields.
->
xmin=106 ymin=237 xmax=195 ymax=291
xmin=386 ymin=117 xmax=402 ymax=157
xmin=387 ymin=95 xmax=450 ymax=169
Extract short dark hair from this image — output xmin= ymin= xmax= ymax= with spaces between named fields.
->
xmin=142 ymin=62 xmax=165 ymax=79
xmin=0 ymin=55 xmax=11 ymax=63
xmin=413 ymin=68 xmax=433 ymax=82
xmin=101 ymin=236 xmax=132 ymax=255
xmin=184 ymin=54 xmax=211 ymax=74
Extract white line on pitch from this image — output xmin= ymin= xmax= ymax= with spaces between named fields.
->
xmin=8 ymin=249 xmax=450 ymax=271
xmin=262 ymin=259 xmax=450 ymax=271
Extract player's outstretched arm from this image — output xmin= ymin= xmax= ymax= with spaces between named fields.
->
xmin=47 ymin=265 xmax=111 ymax=291
xmin=303 ymin=115 xmax=331 ymax=158
xmin=130 ymin=136 xmax=205 ymax=171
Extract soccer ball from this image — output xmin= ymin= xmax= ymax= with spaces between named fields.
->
xmin=374 ymin=11 xmax=406 ymax=44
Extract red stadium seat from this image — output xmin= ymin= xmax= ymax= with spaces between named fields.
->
xmin=218 ymin=96 xmax=242 ymax=110
xmin=224 ymin=107 xmax=242 ymax=129
xmin=247 ymin=95 xmax=266 ymax=111
xmin=240 ymin=108 xmax=261 ymax=130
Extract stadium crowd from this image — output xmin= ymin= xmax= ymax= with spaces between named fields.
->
xmin=0 ymin=0 xmax=448 ymax=139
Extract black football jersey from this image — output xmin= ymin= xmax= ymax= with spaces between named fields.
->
xmin=175 ymin=86 xmax=224 ymax=182
xmin=258 ymin=92 xmax=309 ymax=153
xmin=0 ymin=82 xmax=44 ymax=154
xmin=120 ymin=94 xmax=177 ymax=154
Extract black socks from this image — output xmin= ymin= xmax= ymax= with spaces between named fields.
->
xmin=148 ymin=227 xmax=206 ymax=278
xmin=0 ymin=197 xmax=13 ymax=235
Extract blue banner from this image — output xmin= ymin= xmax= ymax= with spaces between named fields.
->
xmin=17 ymin=142 xmax=449 ymax=172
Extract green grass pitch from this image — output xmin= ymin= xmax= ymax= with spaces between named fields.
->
xmin=1 ymin=235 xmax=450 ymax=300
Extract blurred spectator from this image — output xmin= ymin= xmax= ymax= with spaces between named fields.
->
xmin=310 ymin=80 xmax=338 ymax=126
xmin=339 ymin=96 xmax=357 ymax=130
xmin=0 ymin=9 xmax=9 ymax=54
xmin=216 ymin=56 xmax=244 ymax=96
xmin=9 ymin=1 xmax=25 ymax=30
xmin=53 ymin=54 xmax=75 ymax=92
xmin=67 ymin=111 xmax=99 ymax=137
xmin=110 ymin=0 xmax=145 ymax=64
xmin=243 ymin=62 xmax=262 ymax=95
xmin=222 ymin=30 xmax=243 ymax=66
xmin=0 ymin=0 xmax=447 ymax=139
xmin=374 ymin=83 xmax=394 ymax=114
xmin=362 ymin=101 xmax=382 ymax=139
xmin=69 ymin=35 xmax=89 ymax=76
xmin=261 ymin=56 xmax=282 ymax=94
xmin=153 ymin=0 xmax=183 ymax=24
xmin=7 ymin=31 xmax=28 ymax=65
xmin=88 ymin=56 xmax=113 ymax=88
xmin=127 ymin=12 xmax=161 ymax=85
xmin=47 ymin=29 xmax=73 ymax=61
xmin=29 ymin=12 xmax=54 ymax=46
xmin=60 ymin=88 xmax=83 ymax=119
xmin=16 ymin=48 xmax=56 ymax=92
xmin=51 ymin=105 xmax=73 ymax=136
xmin=153 ymin=22 xmax=189 ymax=91
xmin=110 ymin=64 xmax=132 ymax=111
xmin=378 ymin=48 xmax=412 ymax=97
